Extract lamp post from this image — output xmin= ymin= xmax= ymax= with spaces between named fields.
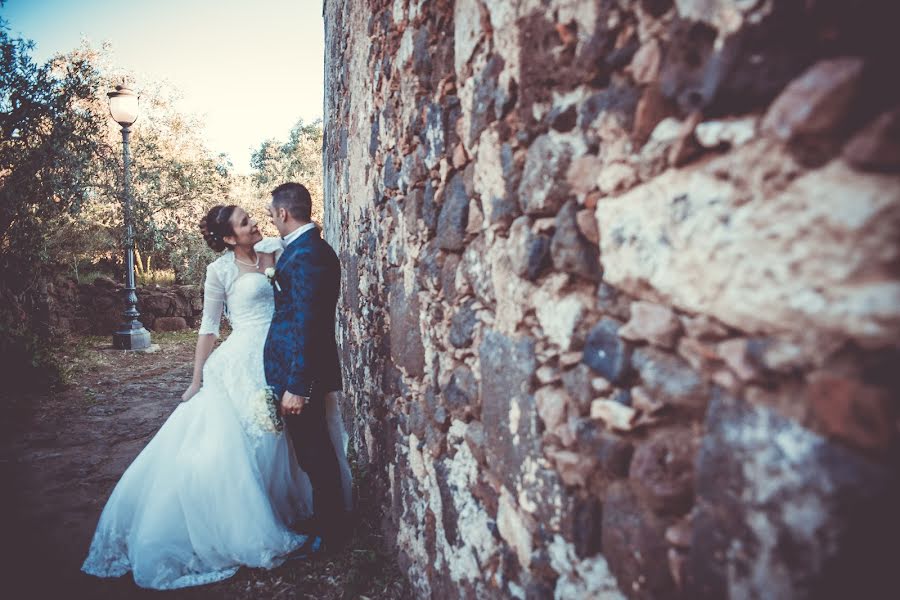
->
xmin=108 ymin=84 xmax=151 ymax=350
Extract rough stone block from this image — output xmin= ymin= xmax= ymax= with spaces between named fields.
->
xmin=480 ymin=329 xmax=538 ymax=492
xmin=631 ymin=347 xmax=709 ymax=412
xmin=436 ymin=172 xmax=470 ymax=251
xmin=688 ymin=389 xmax=900 ymax=599
xmin=629 ymin=429 xmax=697 ymax=516
xmin=153 ymin=316 xmax=188 ymax=332
xmin=582 ymin=318 xmax=631 ymax=384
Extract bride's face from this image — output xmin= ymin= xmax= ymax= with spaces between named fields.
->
xmin=223 ymin=207 xmax=262 ymax=248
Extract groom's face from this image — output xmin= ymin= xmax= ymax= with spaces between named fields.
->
xmin=267 ymin=202 xmax=288 ymax=237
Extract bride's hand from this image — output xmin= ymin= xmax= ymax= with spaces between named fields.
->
xmin=181 ymin=382 xmax=201 ymax=402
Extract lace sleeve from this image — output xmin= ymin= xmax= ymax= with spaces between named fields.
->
xmin=198 ymin=261 xmax=225 ymax=337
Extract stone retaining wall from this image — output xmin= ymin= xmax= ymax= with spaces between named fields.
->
xmin=47 ymin=276 xmax=202 ymax=335
xmin=323 ymin=1 xmax=900 ymax=598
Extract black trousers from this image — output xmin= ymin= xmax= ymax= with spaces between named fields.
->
xmin=283 ymin=390 xmax=345 ymax=543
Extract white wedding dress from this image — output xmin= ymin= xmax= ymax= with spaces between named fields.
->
xmin=82 ymin=249 xmax=352 ymax=590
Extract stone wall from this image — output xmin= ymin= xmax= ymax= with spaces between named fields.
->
xmin=323 ymin=1 xmax=900 ymax=598
xmin=48 ymin=276 xmax=202 ymax=335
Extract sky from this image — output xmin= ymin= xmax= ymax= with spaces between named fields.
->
xmin=1 ymin=0 xmax=324 ymax=174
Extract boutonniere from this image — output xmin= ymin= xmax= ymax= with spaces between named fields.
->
xmin=264 ymin=267 xmax=282 ymax=292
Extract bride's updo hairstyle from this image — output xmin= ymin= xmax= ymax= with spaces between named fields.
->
xmin=199 ymin=205 xmax=238 ymax=252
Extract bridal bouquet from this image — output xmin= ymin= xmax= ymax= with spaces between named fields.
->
xmin=250 ymin=386 xmax=283 ymax=433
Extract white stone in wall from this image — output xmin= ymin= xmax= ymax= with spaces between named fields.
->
xmin=548 ymin=535 xmax=626 ymax=600
xmin=534 ymin=273 xmax=592 ymax=350
xmin=497 ymin=487 xmax=533 ymax=569
xmin=596 ymin=157 xmax=900 ymax=347
xmin=493 ymin=242 xmax=538 ymax=335
xmin=695 ymin=116 xmax=758 ymax=149
xmin=475 ymin=127 xmax=507 ymax=214
xmin=454 ymin=0 xmax=485 ymax=78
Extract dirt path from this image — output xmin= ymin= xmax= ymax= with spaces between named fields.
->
xmin=1 ymin=334 xmax=407 ymax=600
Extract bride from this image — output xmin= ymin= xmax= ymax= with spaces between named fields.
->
xmin=81 ymin=204 xmax=352 ymax=590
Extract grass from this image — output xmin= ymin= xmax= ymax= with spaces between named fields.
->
xmin=136 ymin=269 xmax=176 ymax=286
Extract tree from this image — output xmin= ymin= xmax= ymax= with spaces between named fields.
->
xmin=0 ymin=19 xmax=110 ymax=391
xmin=250 ymin=119 xmax=324 ymax=223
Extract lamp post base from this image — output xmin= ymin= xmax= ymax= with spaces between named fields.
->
xmin=112 ymin=324 xmax=152 ymax=350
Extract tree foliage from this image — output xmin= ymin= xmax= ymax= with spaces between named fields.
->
xmin=0 ymin=20 xmax=110 ymax=390
xmin=250 ymin=118 xmax=324 ymax=224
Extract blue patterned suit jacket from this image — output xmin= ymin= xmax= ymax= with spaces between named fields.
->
xmin=263 ymin=226 xmax=342 ymax=399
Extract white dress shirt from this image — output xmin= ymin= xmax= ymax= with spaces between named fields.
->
xmin=282 ymin=222 xmax=316 ymax=247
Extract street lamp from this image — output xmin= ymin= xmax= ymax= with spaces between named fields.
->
xmin=108 ymin=84 xmax=151 ymax=350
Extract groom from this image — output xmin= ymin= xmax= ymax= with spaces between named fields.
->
xmin=263 ymin=182 xmax=346 ymax=552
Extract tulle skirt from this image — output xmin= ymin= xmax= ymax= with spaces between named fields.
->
xmin=81 ymin=325 xmax=322 ymax=589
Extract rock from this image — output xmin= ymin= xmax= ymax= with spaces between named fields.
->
xmin=590 ymin=399 xmax=637 ymax=431
xmin=497 ymin=488 xmax=533 ymax=569
xmin=633 ymin=84 xmax=675 ymax=147
xmin=416 ymin=239 xmax=443 ymax=289
xmin=596 ymin=162 xmax=638 ymax=195
xmin=806 ymin=372 xmax=895 ymax=453
xmin=716 ymin=338 xmax=760 ymax=381
xmin=536 ymin=365 xmax=560 ymax=385
xmin=843 ymin=107 xmax=900 ymax=172
xmin=480 ymin=330 xmax=539 ymax=492
xmin=452 ymin=143 xmax=468 ymax=169
xmin=534 ymin=275 xmax=592 ymax=350
xmin=680 ymin=314 xmax=729 ymax=340
xmin=433 ymin=461 xmax=460 ymax=545
xmin=602 ymin=482 xmax=677 ymax=600
xmin=695 ymin=116 xmax=757 ymax=149
xmin=582 ymin=318 xmax=631 ymax=384
xmin=444 ymin=364 xmax=479 ymax=416
xmin=665 ymin=519 xmax=692 ymax=549
xmin=596 ymin=282 xmax=632 ymax=321
xmin=389 ymin=279 xmax=425 ymax=377
xmin=566 ymin=155 xmax=603 ymax=196
xmin=399 ymin=145 xmax=426 ymax=192
xmin=561 ymin=364 xmax=593 ymax=415
xmin=551 ymin=200 xmax=602 ymax=281
xmin=597 ymin=159 xmax=900 ymax=347
xmin=631 ymin=347 xmax=709 ymax=412
xmin=464 ymin=419 xmax=486 ymax=465
xmin=676 ymin=336 xmax=720 ymax=374
xmin=536 ymin=386 xmax=570 ymax=431
xmin=460 ymin=240 xmax=494 ymax=308
xmin=422 ymin=178 xmax=440 ymax=234
xmin=422 ymin=102 xmax=446 ymax=169
xmin=575 ymin=209 xmax=599 ymax=244
xmin=619 ymin=301 xmax=682 ymax=349
xmin=576 ymin=422 xmax=634 ymax=481
xmin=474 ymin=129 xmax=522 ymax=227
xmin=508 ymin=216 xmax=551 ymax=282
xmin=549 ymin=449 xmax=593 ymax=487
xmin=630 ymin=429 xmax=697 ymax=515
xmin=436 ymin=172 xmax=470 ymax=251
xmin=688 ymin=389 xmax=900 ymax=599
xmin=762 ymin=57 xmax=864 ymax=141
xmin=453 ymin=0 xmax=484 ymax=77
xmin=591 ymin=377 xmax=612 ymax=394
xmin=518 ymin=134 xmax=576 ymax=216
xmin=92 ymin=275 xmax=118 ymax=289
xmin=629 ymin=38 xmax=662 ymax=85
xmin=153 ymin=316 xmax=188 ymax=332
xmin=466 ymin=55 xmax=505 ymax=147
xmin=449 ymin=299 xmax=478 ymax=348
xmin=631 ymin=385 xmax=664 ymax=414
xmin=382 ymin=154 xmax=400 ymax=189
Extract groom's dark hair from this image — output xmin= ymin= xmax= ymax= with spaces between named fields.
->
xmin=271 ymin=182 xmax=312 ymax=222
